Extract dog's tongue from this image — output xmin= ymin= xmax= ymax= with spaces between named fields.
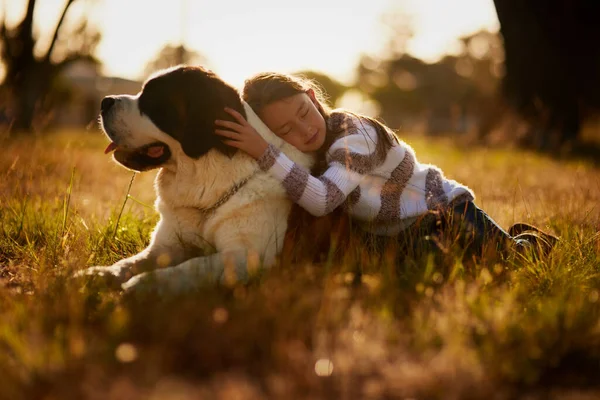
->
xmin=104 ymin=142 xmax=118 ymax=154
xmin=146 ymin=145 xmax=164 ymax=158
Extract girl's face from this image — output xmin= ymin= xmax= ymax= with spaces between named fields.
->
xmin=258 ymin=90 xmax=327 ymax=152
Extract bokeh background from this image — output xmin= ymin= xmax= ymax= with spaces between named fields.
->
xmin=2 ymin=0 xmax=599 ymax=153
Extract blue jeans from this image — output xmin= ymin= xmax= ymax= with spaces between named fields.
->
xmin=435 ymin=199 xmax=535 ymax=259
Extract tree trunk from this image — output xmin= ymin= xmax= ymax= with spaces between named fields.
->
xmin=1 ymin=0 xmax=96 ymax=134
xmin=492 ymin=0 xmax=600 ymax=148
xmin=8 ymin=64 xmax=55 ymax=132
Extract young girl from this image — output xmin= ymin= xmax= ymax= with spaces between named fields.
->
xmin=215 ymin=72 xmax=556 ymax=259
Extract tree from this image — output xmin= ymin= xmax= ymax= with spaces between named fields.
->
xmin=143 ymin=44 xmax=209 ymax=79
xmin=354 ymin=31 xmax=505 ymax=135
xmin=0 ymin=0 xmax=101 ymax=133
xmin=492 ymin=0 xmax=600 ymax=148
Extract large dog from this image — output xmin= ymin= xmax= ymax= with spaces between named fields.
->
xmin=79 ymin=66 xmax=315 ymax=293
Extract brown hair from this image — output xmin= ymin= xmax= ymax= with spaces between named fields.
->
xmin=243 ymin=72 xmax=332 ymax=118
xmin=243 ymin=72 xmax=398 ymax=172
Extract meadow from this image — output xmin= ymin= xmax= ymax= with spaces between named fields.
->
xmin=1 ymin=129 xmax=599 ymax=399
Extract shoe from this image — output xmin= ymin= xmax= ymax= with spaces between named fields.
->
xmin=512 ymin=230 xmax=556 ymax=259
xmin=509 ymin=223 xmax=559 ymax=249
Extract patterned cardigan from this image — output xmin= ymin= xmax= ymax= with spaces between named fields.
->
xmin=257 ymin=110 xmax=475 ymax=235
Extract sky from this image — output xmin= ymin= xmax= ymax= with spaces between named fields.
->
xmin=2 ymin=0 xmax=500 ymax=88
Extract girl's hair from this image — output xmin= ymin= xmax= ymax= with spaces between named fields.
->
xmin=243 ymin=72 xmax=332 ymax=118
xmin=243 ymin=72 xmax=398 ymax=171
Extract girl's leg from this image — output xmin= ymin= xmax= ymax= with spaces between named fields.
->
xmin=447 ymin=201 xmax=558 ymax=259
xmin=443 ymin=201 xmax=517 ymax=258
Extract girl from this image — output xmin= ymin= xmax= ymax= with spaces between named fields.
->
xmin=215 ymin=72 xmax=556 ymax=260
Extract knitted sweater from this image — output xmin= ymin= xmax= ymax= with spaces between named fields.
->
xmin=257 ymin=110 xmax=475 ymax=235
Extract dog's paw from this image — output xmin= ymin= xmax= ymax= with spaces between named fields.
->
xmin=121 ymin=267 xmax=198 ymax=296
xmin=73 ymin=264 xmax=133 ymax=289
xmin=121 ymin=271 xmax=152 ymax=294
xmin=121 ymin=270 xmax=174 ymax=297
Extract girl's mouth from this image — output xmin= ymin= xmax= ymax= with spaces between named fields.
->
xmin=305 ymin=131 xmax=319 ymax=145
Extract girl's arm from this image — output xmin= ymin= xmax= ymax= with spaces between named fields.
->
xmin=216 ymin=108 xmax=381 ymax=216
xmin=257 ymin=144 xmax=365 ymax=216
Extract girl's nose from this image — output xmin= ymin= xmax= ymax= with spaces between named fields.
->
xmin=306 ymin=125 xmax=317 ymax=136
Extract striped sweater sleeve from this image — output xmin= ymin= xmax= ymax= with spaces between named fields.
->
xmin=256 ymin=118 xmax=383 ymax=216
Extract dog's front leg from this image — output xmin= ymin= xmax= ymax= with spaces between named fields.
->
xmin=78 ymin=245 xmax=176 ymax=286
xmin=121 ymin=249 xmax=259 ymax=295
xmin=75 ymin=217 xmax=199 ymax=287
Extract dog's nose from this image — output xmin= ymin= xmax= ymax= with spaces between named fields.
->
xmin=101 ymin=96 xmax=116 ymax=113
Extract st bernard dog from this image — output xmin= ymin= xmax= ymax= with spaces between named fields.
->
xmin=79 ymin=66 xmax=314 ymax=293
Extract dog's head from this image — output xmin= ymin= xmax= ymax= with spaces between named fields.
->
xmin=99 ymin=66 xmax=243 ymax=171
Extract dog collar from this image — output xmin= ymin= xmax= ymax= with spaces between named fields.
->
xmin=197 ymin=171 xmax=258 ymax=216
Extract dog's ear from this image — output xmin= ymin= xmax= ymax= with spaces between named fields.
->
xmin=139 ymin=66 xmax=245 ymax=159
xmin=179 ymin=67 xmax=243 ymax=159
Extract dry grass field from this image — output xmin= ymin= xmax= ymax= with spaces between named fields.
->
xmin=1 ymin=130 xmax=599 ymax=399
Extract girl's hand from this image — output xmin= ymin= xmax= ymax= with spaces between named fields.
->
xmin=215 ymin=108 xmax=269 ymax=159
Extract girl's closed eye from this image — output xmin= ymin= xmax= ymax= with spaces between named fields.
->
xmin=278 ymin=123 xmax=292 ymax=136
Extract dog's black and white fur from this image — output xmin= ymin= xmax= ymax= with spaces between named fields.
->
xmin=79 ymin=66 xmax=314 ymax=293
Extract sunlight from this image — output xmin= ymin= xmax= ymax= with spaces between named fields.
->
xmin=2 ymin=0 xmax=499 ymax=87
xmin=93 ymin=0 xmax=394 ymax=86
xmin=404 ymin=0 xmax=500 ymax=61
xmin=2 ymin=2 xmax=600 ymax=397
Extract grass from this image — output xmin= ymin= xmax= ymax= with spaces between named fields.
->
xmin=1 ymin=130 xmax=599 ymax=399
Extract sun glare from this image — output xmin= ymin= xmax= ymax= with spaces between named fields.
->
xmin=3 ymin=0 xmax=499 ymax=87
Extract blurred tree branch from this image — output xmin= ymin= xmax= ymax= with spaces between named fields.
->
xmin=0 ymin=0 xmax=101 ymax=133
xmin=45 ymin=0 xmax=76 ymax=61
